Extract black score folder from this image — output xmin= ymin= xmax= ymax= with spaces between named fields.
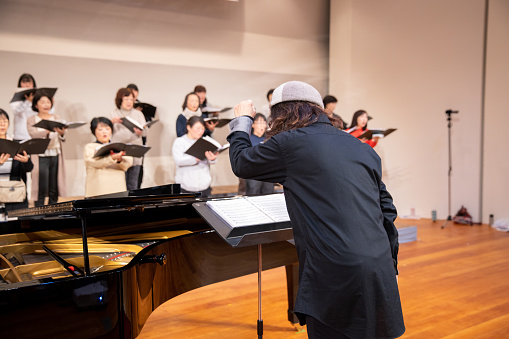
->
xmin=202 ymin=106 xmax=232 ymax=114
xmin=202 ymin=106 xmax=233 ymax=128
xmin=134 ymin=102 xmax=157 ymax=119
xmin=358 ymin=128 xmax=397 ymax=140
xmin=0 ymin=138 xmax=51 ymax=156
xmin=33 ymin=120 xmax=86 ymax=131
xmin=204 ymin=117 xmax=232 ymax=128
xmin=93 ymin=142 xmax=151 ymax=158
xmin=193 ymin=193 xmax=294 ymax=247
xmin=10 ymin=87 xmax=58 ymax=103
xmin=145 ymin=119 xmax=159 ymax=128
xmin=121 ymin=116 xmax=144 ymax=133
xmin=185 ymin=136 xmax=229 ymax=161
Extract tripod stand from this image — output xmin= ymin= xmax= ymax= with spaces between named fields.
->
xmin=442 ymin=109 xmax=458 ymax=229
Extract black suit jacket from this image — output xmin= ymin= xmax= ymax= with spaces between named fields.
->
xmin=228 ymin=114 xmax=404 ymax=338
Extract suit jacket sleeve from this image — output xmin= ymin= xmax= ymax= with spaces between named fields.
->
xmin=227 ymin=130 xmax=286 ymax=184
xmin=379 ymin=180 xmax=399 ymax=273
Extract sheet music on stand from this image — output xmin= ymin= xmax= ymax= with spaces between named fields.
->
xmin=193 ymin=193 xmax=293 ymax=247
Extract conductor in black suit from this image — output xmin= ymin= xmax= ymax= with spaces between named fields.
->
xmin=227 ymin=81 xmax=404 ymax=338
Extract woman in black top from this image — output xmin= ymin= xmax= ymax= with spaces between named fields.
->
xmin=0 ymin=109 xmax=33 ymax=213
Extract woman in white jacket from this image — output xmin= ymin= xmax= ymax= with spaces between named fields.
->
xmin=10 ymin=73 xmax=38 ymax=142
xmin=172 ymin=116 xmax=217 ymax=197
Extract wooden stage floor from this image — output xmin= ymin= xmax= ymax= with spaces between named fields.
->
xmin=138 ymin=218 xmax=509 ymax=338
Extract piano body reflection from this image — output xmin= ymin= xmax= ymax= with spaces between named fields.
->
xmin=0 ymin=185 xmax=299 ymax=338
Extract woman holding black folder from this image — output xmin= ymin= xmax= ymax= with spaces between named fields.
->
xmin=83 ymin=117 xmax=133 ymax=197
xmin=172 ymin=116 xmax=217 ymax=197
xmin=27 ymin=92 xmax=66 ymax=207
xmin=0 ymin=109 xmax=33 ymax=212
xmin=346 ymin=110 xmax=379 ymax=147
xmin=109 ymin=87 xmax=146 ymax=191
xmin=10 ymin=73 xmax=38 ymax=142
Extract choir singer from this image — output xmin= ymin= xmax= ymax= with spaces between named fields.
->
xmin=83 ymin=117 xmax=133 ymax=197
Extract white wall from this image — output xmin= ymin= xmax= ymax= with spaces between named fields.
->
xmin=330 ymin=0 xmax=490 ymax=222
xmin=483 ymin=0 xmax=509 ymax=224
xmin=0 ymin=0 xmax=330 ymax=196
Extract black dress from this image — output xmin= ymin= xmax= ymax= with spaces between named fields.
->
xmin=228 ymin=114 xmax=405 ymax=338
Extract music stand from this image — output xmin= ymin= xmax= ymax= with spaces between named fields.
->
xmin=442 ymin=109 xmax=458 ymax=229
xmin=193 ymin=201 xmax=293 ymax=339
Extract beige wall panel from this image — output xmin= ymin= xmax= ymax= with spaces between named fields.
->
xmin=330 ymin=0 xmax=485 ymax=221
xmin=483 ymin=0 xmax=509 ymax=224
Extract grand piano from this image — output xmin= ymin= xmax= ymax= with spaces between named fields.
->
xmin=0 ymin=185 xmax=299 ymax=338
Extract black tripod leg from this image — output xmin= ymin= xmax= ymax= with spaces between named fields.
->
xmin=441 ymin=215 xmax=452 ymax=229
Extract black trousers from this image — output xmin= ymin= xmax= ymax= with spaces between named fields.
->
xmin=35 ymin=156 xmax=59 ymax=207
xmin=125 ymin=165 xmax=141 ymax=191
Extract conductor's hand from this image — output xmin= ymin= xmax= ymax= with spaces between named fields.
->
xmin=234 ymin=100 xmax=256 ymax=118
xmin=0 ymin=153 xmax=10 ymax=164
xmin=14 ymin=151 xmax=29 ymax=163
xmin=204 ymin=151 xmax=217 ymax=161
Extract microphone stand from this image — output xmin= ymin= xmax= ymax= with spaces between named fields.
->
xmin=442 ymin=109 xmax=458 ymax=229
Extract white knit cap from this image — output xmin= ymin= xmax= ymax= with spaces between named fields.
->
xmin=270 ymin=81 xmax=324 ymax=109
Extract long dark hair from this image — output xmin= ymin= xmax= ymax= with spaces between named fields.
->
xmin=267 ymin=102 xmax=336 ymax=137
xmin=348 ymin=110 xmax=368 ymax=130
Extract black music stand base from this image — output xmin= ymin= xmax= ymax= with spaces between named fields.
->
xmin=257 ymin=244 xmax=264 ymax=339
xmin=192 ymin=201 xmax=295 ymax=338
